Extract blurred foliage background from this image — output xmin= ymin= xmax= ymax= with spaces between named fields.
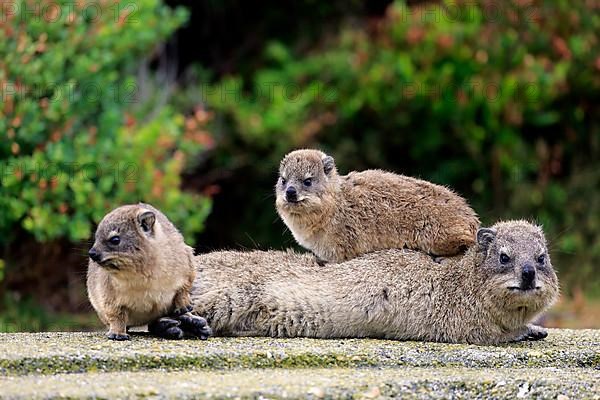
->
xmin=0 ymin=0 xmax=598 ymax=331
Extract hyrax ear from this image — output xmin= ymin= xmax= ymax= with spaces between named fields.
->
xmin=476 ymin=228 xmax=496 ymax=249
xmin=322 ymin=155 xmax=335 ymax=175
xmin=137 ymin=210 xmax=156 ymax=234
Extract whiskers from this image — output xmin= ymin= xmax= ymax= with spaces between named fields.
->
xmin=545 ymin=225 xmax=576 ymax=256
xmin=70 ymin=239 xmax=93 ymax=256
xmin=243 ymin=232 xmax=260 ymax=250
xmin=261 ymin=191 xmax=275 ymax=202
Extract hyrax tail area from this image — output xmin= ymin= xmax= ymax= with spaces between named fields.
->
xmin=191 ymin=220 xmax=558 ymax=344
xmin=86 ymin=203 xmax=199 ymax=340
xmin=275 ymin=149 xmax=480 ymax=262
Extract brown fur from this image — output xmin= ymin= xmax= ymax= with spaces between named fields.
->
xmin=192 ymin=220 xmax=559 ymax=344
xmin=87 ymin=203 xmax=195 ymax=339
xmin=275 ymin=149 xmax=480 ymax=262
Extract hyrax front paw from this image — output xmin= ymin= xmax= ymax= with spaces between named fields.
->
xmin=522 ymin=324 xmax=548 ymax=341
xmin=514 ymin=324 xmax=548 ymax=342
xmin=171 ymin=304 xmax=193 ymax=317
xmin=107 ymin=332 xmax=131 ymax=341
xmin=176 ymin=312 xmax=212 ymax=340
xmin=432 ymin=256 xmax=446 ymax=264
xmin=315 ymin=255 xmax=328 ymax=266
xmin=148 ymin=317 xmax=185 ymax=340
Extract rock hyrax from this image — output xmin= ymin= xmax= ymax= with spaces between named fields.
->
xmin=275 ymin=149 xmax=480 ymax=263
xmin=87 ymin=203 xmax=211 ymax=340
xmin=192 ymin=220 xmax=558 ymax=344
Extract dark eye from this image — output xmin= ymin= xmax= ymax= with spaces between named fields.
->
xmin=303 ymin=178 xmax=312 ymax=187
xmin=537 ymin=254 xmax=545 ymax=264
xmin=280 ymin=177 xmax=287 ymax=185
xmin=499 ymin=253 xmax=510 ymax=264
xmin=109 ymin=236 xmax=121 ymax=245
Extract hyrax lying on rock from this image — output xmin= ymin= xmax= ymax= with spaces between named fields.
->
xmin=192 ymin=220 xmax=558 ymax=344
xmin=87 ymin=203 xmax=211 ymax=340
xmin=275 ymin=149 xmax=480 ymax=263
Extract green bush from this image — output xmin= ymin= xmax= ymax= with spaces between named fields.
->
xmin=0 ymin=0 xmax=210 ymax=246
xmin=190 ymin=0 xmax=599 ymax=293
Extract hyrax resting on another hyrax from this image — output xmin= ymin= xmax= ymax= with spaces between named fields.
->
xmin=191 ymin=220 xmax=558 ymax=344
xmin=87 ymin=203 xmax=211 ymax=340
xmin=275 ymin=149 xmax=480 ymax=263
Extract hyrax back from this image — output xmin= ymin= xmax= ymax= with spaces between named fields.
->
xmin=275 ymin=149 xmax=480 ymax=262
xmin=87 ymin=203 xmax=198 ymax=340
xmin=191 ymin=220 xmax=558 ymax=344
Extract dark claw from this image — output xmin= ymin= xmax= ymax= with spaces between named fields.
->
xmin=172 ymin=304 xmax=194 ymax=317
xmin=160 ymin=326 xmax=184 ymax=340
xmin=315 ymin=255 xmax=327 ymax=266
xmin=525 ymin=328 xmax=548 ymax=341
xmin=178 ymin=313 xmax=212 ymax=340
xmin=150 ymin=316 xmax=181 ymax=330
xmin=514 ymin=325 xmax=548 ymax=342
xmin=107 ymin=332 xmax=130 ymax=341
xmin=149 ymin=317 xmax=184 ymax=340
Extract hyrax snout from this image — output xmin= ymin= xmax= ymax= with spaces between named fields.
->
xmin=275 ymin=149 xmax=480 ymax=263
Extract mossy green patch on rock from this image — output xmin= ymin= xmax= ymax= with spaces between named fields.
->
xmin=0 ymin=329 xmax=598 ymax=375
xmin=0 ymin=367 xmax=598 ymax=400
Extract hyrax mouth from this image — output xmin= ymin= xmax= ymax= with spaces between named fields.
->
xmin=507 ymin=286 xmax=542 ymax=292
xmin=97 ymin=258 xmax=121 ymax=270
xmin=286 ymin=198 xmax=306 ymax=205
xmin=279 ymin=197 xmax=306 ymax=208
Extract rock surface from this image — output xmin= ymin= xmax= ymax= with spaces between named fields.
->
xmin=0 ymin=329 xmax=598 ymax=399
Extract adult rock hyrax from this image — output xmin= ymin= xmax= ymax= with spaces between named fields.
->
xmin=87 ymin=203 xmax=211 ymax=340
xmin=191 ymin=220 xmax=558 ymax=344
xmin=275 ymin=149 xmax=480 ymax=263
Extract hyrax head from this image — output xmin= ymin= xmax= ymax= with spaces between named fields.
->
xmin=88 ymin=204 xmax=160 ymax=272
xmin=275 ymin=149 xmax=337 ymax=213
xmin=476 ymin=220 xmax=559 ymax=317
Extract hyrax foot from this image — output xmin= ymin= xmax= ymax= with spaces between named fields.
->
xmin=514 ymin=324 xmax=548 ymax=342
xmin=314 ymin=255 xmax=328 ymax=266
xmin=523 ymin=324 xmax=548 ymax=341
xmin=176 ymin=312 xmax=212 ymax=340
xmin=432 ymin=254 xmax=462 ymax=265
xmin=432 ymin=256 xmax=446 ymax=264
xmin=148 ymin=317 xmax=184 ymax=340
xmin=172 ymin=304 xmax=193 ymax=317
xmin=107 ymin=332 xmax=130 ymax=341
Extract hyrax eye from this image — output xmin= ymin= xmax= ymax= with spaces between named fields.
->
xmin=280 ymin=177 xmax=287 ymax=185
xmin=303 ymin=178 xmax=313 ymax=187
xmin=499 ymin=253 xmax=510 ymax=264
xmin=537 ymin=254 xmax=545 ymax=264
xmin=109 ymin=236 xmax=121 ymax=245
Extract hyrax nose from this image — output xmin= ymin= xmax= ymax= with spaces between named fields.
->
xmin=521 ymin=263 xmax=536 ymax=290
xmin=88 ymin=248 xmax=102 ymax=263
xmin=286 ymin=186 xmax=298 ymax=202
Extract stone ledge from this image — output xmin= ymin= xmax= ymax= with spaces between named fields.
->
xmin=0 ymin=329 xmax=598 ymax=375
xmin=0 ymin=367 xmax=598 ymax=399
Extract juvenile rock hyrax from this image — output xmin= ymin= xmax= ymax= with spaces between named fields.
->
xmin=192 ymin=220 xmax=558 ymax=344
xmin=275 ymin=149 xmax=480 ymax=263
xmin=87 ymin=203 xmax=211 ymax=340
